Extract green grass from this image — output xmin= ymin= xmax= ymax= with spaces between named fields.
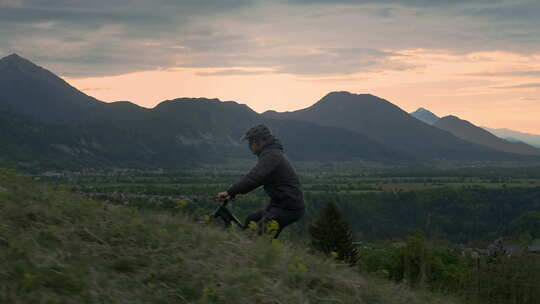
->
xmin=0 ymin=170 xmax=461 ymax=303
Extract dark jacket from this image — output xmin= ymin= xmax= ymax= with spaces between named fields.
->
xmin=227 ymin=138 xmax=305 ymax=211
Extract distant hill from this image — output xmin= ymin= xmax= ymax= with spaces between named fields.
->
xmin=262 ymin=91 xmax=519 ymax=161
xmin=264 ymin=118 xmax=414 ymax=163
xmin=410 ymin=107 xmax=440 ymax=125
xmin=434 ymin=116 xmax=540 ymax=156
xmin=484 ymin=127 xmax=540 ymax=148
xmin=504 ymin=137 xmax=523 ymax=143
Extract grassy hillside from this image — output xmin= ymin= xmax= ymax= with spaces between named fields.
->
xmin=0 ymin=169 xmax=460 ymax=303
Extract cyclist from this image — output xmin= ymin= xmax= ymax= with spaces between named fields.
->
xmin=216 ymin=124 xmax=305 ymax=238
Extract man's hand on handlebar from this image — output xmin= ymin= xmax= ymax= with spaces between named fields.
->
xmin=215 ymin=191 xmax=237 ymax=202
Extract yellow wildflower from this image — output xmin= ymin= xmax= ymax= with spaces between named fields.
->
xmin=266 ymin=220 xmax=280 ymax=233
xmin=248 ymin=221 xmax=258 ymax=230
xmin=175 ymin=199 xmax=189 ymax=208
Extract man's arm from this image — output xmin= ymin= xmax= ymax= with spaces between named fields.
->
xmin=227 ymin=151 xmax=280 ymax=197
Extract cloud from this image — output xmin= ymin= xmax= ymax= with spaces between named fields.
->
xmin=2 ymin=24 xmax=185 ymax=77
xmin=520 ymin=97 xmax=539 ymax=101
xmin=463 ymin=1 xmax=540 ymax=22
xmin=0 ymin=0 xmax=256 ymax=23
xmin=494 ymin=83 xmax=540 ymax=89
xmin=182 ymin=46 xmax=414 ymax=76
xmin=283 ymin=1 xmax=540 ymax=52
xmin=0 ymin=0 xmax=19 ymax=5
xmin=1 ymin=0 xmax=539 ymax=78
xmin=368 ymin=7 xmax=394 ymax=17
xmin=466 ymin=70 xmax=540 ymax=77
xmin=460 ymin=1 xmax=540 ymax=48
xmin=196 ymin=69 xmax=276 ymax=76
xmin=283 ymin=0 xmax=501 ymax=7
xmin=0 ymin=0 xmax=262 ymax=76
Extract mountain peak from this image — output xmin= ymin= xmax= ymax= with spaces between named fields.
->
xmin=324 ymin=91 xmax=377 ymax=99
xmin=166 ymin=97 xmax=221 ymax=103
xmin=437 ymin=115 xmax=471 ymax=128
xmin=1 ymin=53 xmax=31 ymax=63
xmin=326 ymin=91 xmax=353 ymax=97
xmin=410 ymin=107 xmax=440 ymax=125
xmin=440 ymin=115 xmax=461 ymax=121
xmin=413 ymin=107 xmax=430 ymax=114
xmin=154 ymin=97 xmax=223 ymax=108
xmin=315 ymin=91 xmax=382 ymax=107
xmin=3 ymin=53 xmax=21 ymax=60
xmin=0 ymin=53 xmax=108 ymax=124
xmin=0 ymin=53 xmax=41 ymax=72
xmin=154 ymin=97 xmax=236 ymax=110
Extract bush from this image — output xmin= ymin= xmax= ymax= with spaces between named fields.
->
xmin=309 ymin=202 xmax=359 ymax=266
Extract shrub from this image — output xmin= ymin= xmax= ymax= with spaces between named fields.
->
xmin=309 ymin=202 xmax=359 ymax=266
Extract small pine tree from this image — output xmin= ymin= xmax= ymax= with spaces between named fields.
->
xmin=309 ymin=202 xmax=359 ymax=266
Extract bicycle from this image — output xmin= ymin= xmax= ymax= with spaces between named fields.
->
xmin=211 ymin=198 xmax=244 ymax=228
xmin=210 ymin=197 xmax=284 ymax=239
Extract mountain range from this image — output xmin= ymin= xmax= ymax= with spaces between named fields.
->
xmin=410 ymin=108 xmax=540 ymax=156
xmin=0 ymin=53 xmax=537 ymax=171
xmin=262 ymin=92 xmax=523 ymax=160
xmin=483 ymin=127 xmax=540 ymax=149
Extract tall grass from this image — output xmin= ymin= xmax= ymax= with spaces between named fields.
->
xmin=0 ymin=170 xmax=459 ymax=303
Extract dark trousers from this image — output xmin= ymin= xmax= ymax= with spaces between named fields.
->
xmin=244 ymin=206 xmax=304 ymax=239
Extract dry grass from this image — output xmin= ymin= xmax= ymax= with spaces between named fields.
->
xmin=0 ymin=170 xmax=461 ymax=303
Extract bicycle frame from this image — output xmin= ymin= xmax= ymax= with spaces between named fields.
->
xmin=212 ymin=199 xmax=244 ymax=228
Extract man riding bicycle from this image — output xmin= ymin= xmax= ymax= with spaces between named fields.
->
xmin=216 ymin=124 xmax=305 ymax=238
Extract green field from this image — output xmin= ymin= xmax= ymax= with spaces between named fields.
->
xmin=36 ymin=163 xmax=540 ymax=243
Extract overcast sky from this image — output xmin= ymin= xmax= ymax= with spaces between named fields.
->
xmin=1 ymin=0 xmax=539 ymax=132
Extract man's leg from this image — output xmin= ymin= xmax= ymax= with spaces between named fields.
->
xmin=243 ymin=208 xmax=265 ymax=229
xmin=262 ymin=208 xmax=304 ymax=239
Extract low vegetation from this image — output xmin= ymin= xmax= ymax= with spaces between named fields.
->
xmin=0 ymin=169 xmax=459 ymax=303
xmin=359 ymin=234 xmax=540 ymax=304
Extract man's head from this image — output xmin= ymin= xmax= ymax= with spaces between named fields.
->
xmin=241 ymin=124 xmax=273 ymax=154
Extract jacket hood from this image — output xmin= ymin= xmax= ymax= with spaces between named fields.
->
xmin=256 ymin=136 xmax=283 ymax=156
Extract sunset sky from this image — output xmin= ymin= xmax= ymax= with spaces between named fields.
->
xmin=1 ymin=0 xmax=539 ymax=133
